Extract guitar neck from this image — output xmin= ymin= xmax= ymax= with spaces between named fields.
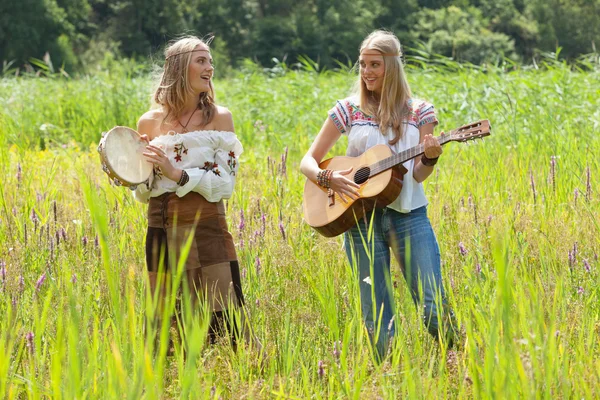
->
xmin=369 ymin=135 xmax=452 ymax=176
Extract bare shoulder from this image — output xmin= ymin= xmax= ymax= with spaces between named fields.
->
xmin=137 ymin=109 xmax=165 ymax=139
xmin=211 ymin=105 xmax=235 ymax=132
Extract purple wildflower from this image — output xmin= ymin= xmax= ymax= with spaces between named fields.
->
xmin=583 ymin=259 xmax=591 ymax=273
xmin=255 ymin=298 xmax=260 ymax=307
xmin=16 ymin=163 xmax=22 ymax=184
xmin=18 ymin=275 xmax=24 ymax=292
xmin=333 ymin=341 xmax=341 ymax=360
xmin=577 ymin=286 xmax=584 ymax=295
xmin=239 ymin=239 xmax=244 ymax=250
xmin=82 ymin=236 xmax=88 ymax=247
xmin=241 ymin=268 xmax=247 ymax=280
xmin=238 ymin=209 xmax=245 ymax=232
xmin=94 ymin=235 xmax=99 ymax=248
xmin=530 ymin=170 xmax=537 ymax=204
xmin=36 ymin=192 xmax=44 ymax=203
xmin=458 ymin=242 xmax=468 ymax=256
xmin=568 ymin=250 xmax=575 ymax=269
xmin=35 ymin=272 xmax=46 ymax=291
xmin=30 ymin=209 xmax=39 ymax=231
xmin=71 ymin=273 xmax=77 ymax=284
xmin=60 ymin=227 xmax=66 ymax=241
xmin=260 ymin=213 xmax=266 ymax=236
xmin=12 ymin=207 xmax=17 ymax=216
xmin=318 ymin=360 xmax=325 ymax=378
xmin=26 ymin=332 xmax=34 ymax=353
xmin=574 ymin=188 xmax=579 ymax=204
xmin=255 ymin=256 xmax=261 ymax=275
xmin=279 ymin=219 xmax=286 ymax=240
xmin=475 ymin=263 xmax=482 ymax=274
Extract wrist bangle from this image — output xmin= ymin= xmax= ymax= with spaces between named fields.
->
xmin=316 ymin=169 xmax=333 ymax=189
xmin=421 ymin=154 xmax=438 ymax=167
xmin=177 ymin=170 xmax=189 ymax=186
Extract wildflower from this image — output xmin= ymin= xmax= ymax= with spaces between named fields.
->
xmin=60 ymin=227 xmax=67 ymax=241
xmin=583 ymin=259 xmax=591 ymax=273
xmin=568 ymin=250 xmax=575 ymax=268
xmin=577 ymin=286 xmax=584 ymax=295
xmin=30 ymin=209 xmax=39 ymax=231
xmin=35 ymin=273 xmax=46 ymax=291
xmin=26 ymin=332 xmax=34 ymax=353
xmin=475 ymin=263 xmax=482 ymax=274
xmin=18 ymin=275 xmax=24 ymax=292
xmin=255 ymin=256 xmax=261 ymax=275
xmin=82 ymin=236 xmax=88 ymax=247
xmin=317 ymin=360 xmax=325 ymax=378
xmin=239 ymin=239 xmax=244 ymax=250
xmin=94 ymin=235 xmax=99 ymax=248
xmin=458 ymin=242 xmax=468 ymax=256
xmin=238 ymin=209 xmax=245 ymax=232
xmin=530 ymin=170 xmax=537 ymax=204
xmin=574 ymin=188 xmax=579 ymax=204
xmin=279 ymin=219 xmax=286 ymax=240
xmin=16 ymin=163 xmax=22 ymax=184
xmin=333 ymin=341 xmax=341 ymax=360
xmin=71 ymin=274 xmax=77 ymax=284
xmin=241 ymin=268 xmax=247 ymax=280
xmin=260 ymin=213 xmax=266 ymax=236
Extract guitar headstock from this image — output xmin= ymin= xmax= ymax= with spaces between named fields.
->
xmin=444 ymin=120 xmax=491 ymax=143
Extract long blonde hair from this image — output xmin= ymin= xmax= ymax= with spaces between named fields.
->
xmin=357 ymin=30 xmax=412 ymax=145
xmin=154 ymin=36 xmax=216 ymax=127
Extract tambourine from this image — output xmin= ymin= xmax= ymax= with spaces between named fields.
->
xmin=97 ymin=126 xmax=153 ymax=190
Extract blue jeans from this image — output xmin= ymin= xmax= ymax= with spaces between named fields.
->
xmin=344 ymin=206 xmax=453 ymax=358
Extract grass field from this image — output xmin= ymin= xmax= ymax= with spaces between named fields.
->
xmin=0 ymin=59 xmax=599 ymax=398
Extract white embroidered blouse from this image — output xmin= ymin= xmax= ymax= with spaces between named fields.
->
xmin=328 ymin=97 xmax=438 ymax=213
xmin=133 ymin=130 xmax=243 ymax=204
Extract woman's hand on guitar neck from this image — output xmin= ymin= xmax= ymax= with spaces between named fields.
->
xmin=423 ymin=133 xmax=443 ymax=159
xmin=330 ymin=167 xmax=360 ymax=203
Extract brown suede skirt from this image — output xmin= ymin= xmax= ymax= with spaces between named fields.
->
xmin=145 ymin=191 xmax=243 ymax=312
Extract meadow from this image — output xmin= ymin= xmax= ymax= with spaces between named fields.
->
xmin=0 ymin=58 xmax=599 ymax=398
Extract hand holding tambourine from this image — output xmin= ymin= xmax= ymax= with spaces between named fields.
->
xmin=97 ymin=126 xmax=154 ymax=190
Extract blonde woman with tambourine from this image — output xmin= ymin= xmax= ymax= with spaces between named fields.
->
xmin=131 ymin=36 xmax=248 ymax=349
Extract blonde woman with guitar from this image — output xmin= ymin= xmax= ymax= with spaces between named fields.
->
xmin=300 ymin=30 xmax=463 ymax=360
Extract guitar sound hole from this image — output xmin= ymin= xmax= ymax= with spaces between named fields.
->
xmin=354 ymin=167 xmax=370 ymax=184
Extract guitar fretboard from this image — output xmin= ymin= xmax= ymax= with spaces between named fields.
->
xmin=370 ymin=135 xmax=452 ymax=176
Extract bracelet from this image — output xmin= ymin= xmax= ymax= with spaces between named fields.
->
xmin=421 ymin=154 xmax=439 ymax=167
xmin=316 ymin=169 xmax=333 ymax=189
xmin=176 ymin=170 xmax=189 ymax=186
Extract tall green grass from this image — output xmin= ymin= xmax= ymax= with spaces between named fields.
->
xmin=0 ymin=61 xmax=598 ymax=398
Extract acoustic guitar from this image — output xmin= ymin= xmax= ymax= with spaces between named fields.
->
xmin=303 ymin=120 xmax=491 ymax=237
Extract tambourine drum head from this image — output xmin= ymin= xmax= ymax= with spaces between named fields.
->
xmin=104 ymin=127 xmax=152 ymax=185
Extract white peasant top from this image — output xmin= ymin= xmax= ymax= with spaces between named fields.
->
xmin=133 ymin=130 xmax=243 ymax=204
xmin=329 ymin=97 xmax=438 ymax=213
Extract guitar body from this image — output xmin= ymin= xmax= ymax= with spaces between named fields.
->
xmin=303 ymin=144 xmax=407 ymax=237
